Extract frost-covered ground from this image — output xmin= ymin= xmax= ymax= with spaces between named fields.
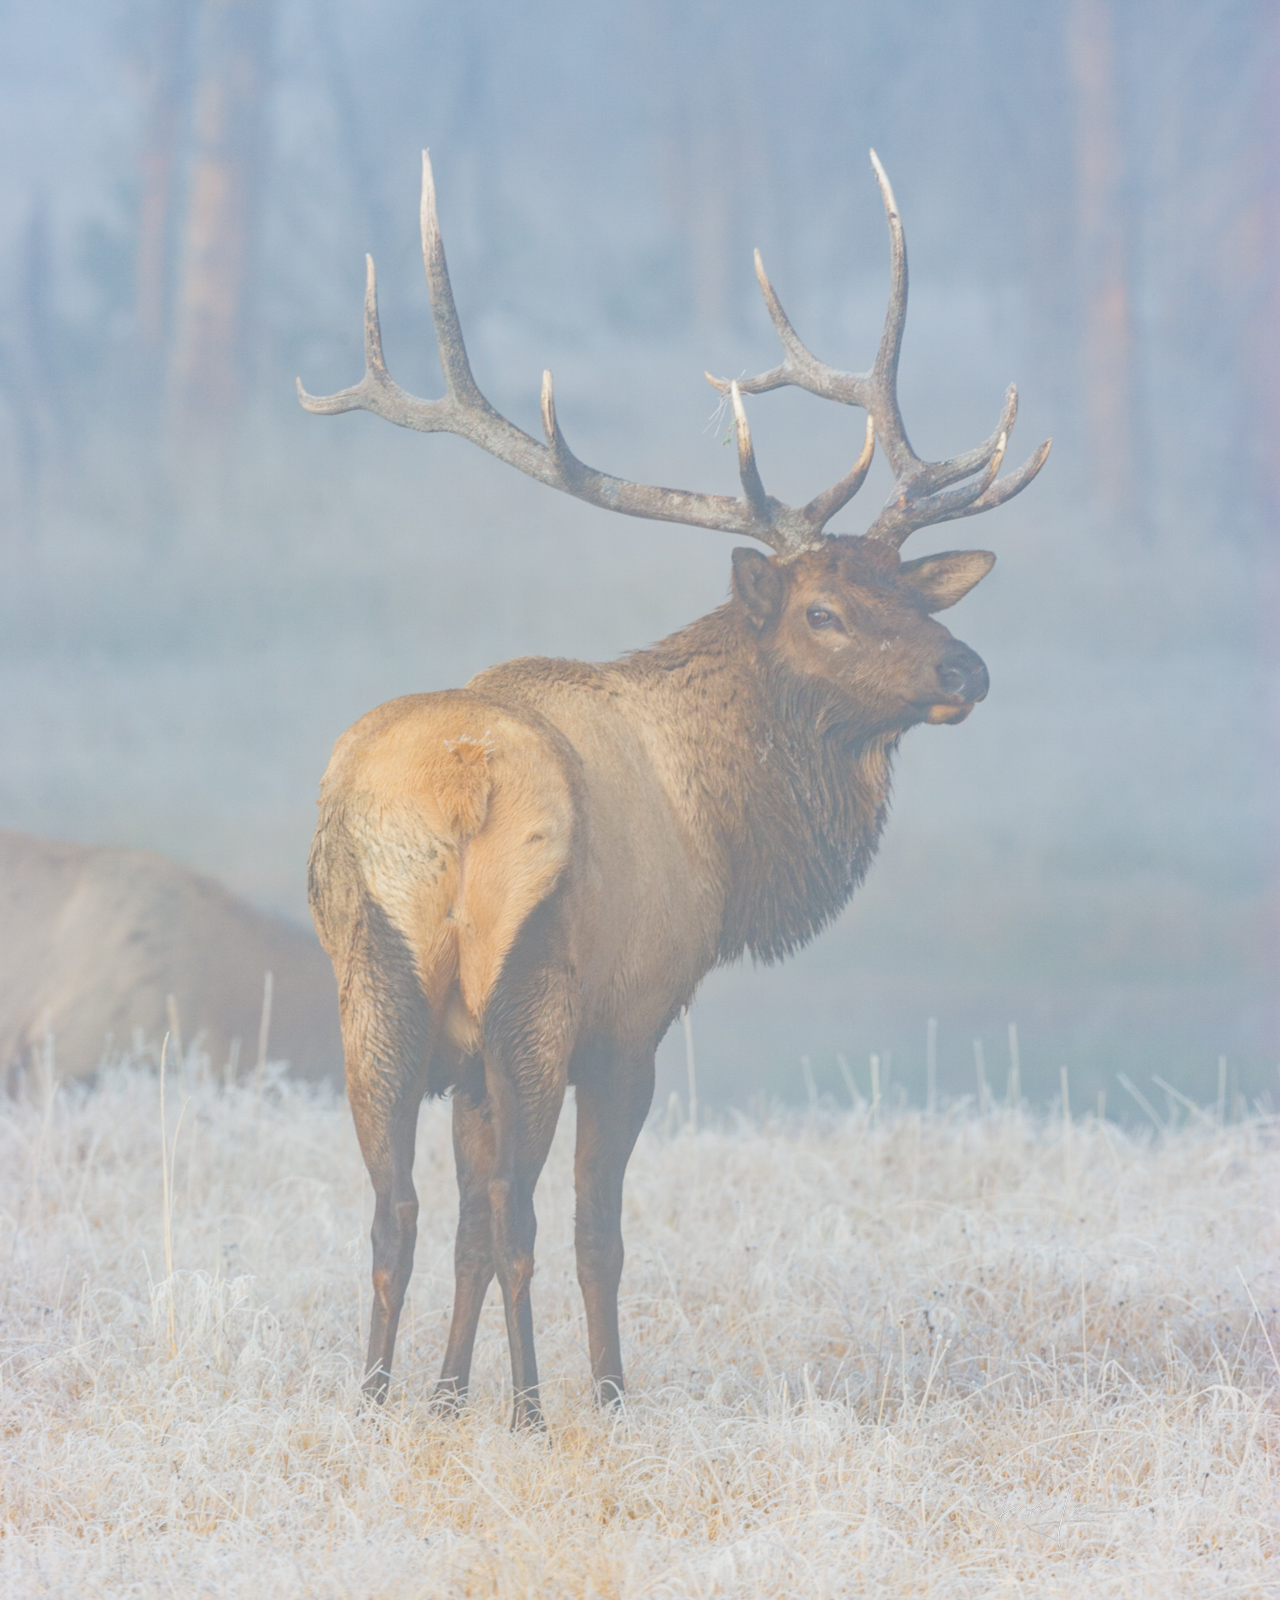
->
xmin=2 ymin=1061 xmax=1276 ymax=1597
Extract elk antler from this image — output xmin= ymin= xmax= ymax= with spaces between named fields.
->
xmin=708 ymin=151 xmax=1050 ymax=549
xmin=299 ymin=153 xmax=875 ymax=558
xmin=300 ymin=152 xmax=1047 ymax=557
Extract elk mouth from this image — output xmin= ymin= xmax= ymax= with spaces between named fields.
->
xmin=923 ymin=702 xmax=974 ymax=725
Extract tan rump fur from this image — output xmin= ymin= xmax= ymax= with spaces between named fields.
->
xmin=312 ymin=696 xmax=574 ymax=1049
xmin=432 ymin=733 xmax=492 ymax=836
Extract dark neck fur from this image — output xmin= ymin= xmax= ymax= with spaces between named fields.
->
xmin=621 ymin=606 xmax=899 ymax=965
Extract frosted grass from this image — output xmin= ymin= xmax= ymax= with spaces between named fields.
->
xmin=1 ymin=1062 xmax=1276 ymax=1596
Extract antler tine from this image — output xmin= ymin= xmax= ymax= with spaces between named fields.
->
xmin=705 ymin=253 xmax=836 ymax=399
xmin=908 ymin=430 xmax=1009 ymax=531
xmin=730 ymin=382 xmax=772 ymax=524
xmin=297 ymin=253 xmax=414 ymax=417
xmin=540 ymin=369 xmax=589 ymax=483
xmin=953 ymin=437 xmax=1053 ymax=519
xmin=419 ymin=150 xmax=486 ymax=409
xmin=706 ymin=147 xmax=909 ymax=416
xmin=539 ymin=368 xmax=558 ymax=446
xmin=899 ymin=386 xmax=1021 ymax=506
xmin=863 ymin=150 xmax=914 ymax=479
xmin=862 ymin=385 xmax=1015 ymax=545
xmin=752 ymin=251 xmax=809 ymax=377
xmin=930 ymin=385 xmax=1017 ymax=492
xmin=298 ymin=153 xmax=500 ymax=435
xmin=866 ymin=428 xmax=1053 ymax=547
xmin=360 ymin=254 xmax=390 ymax=385
xmin=706 ymin=251 xmax=862 ymax=406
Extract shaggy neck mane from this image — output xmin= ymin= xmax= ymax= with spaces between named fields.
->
xmin=623 ymin=606 xmax=899 ymax=965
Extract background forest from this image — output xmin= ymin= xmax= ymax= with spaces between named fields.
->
xmin=0 ymin=0 xmax=1275 ymax=1109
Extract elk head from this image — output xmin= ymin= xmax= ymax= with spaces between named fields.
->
xmin=299 ymin=150 xmax=1049 ymax=729
xmin=730 ymin=538 xmax=993 ymax=733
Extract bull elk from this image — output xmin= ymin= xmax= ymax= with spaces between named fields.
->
xmin=300 ymin=152 xmax=1049 ymax=1426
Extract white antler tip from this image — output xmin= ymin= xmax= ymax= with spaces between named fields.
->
xmin=857 ymin=413 xmax=875 ymax=467
xmin=869 ymin=149 xmax=899 ymax=217
xmin=420 ymin=150 xmax=439 ymax=238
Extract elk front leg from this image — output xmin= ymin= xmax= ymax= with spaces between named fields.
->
xmin=434 ymin=1080 xmax=496 ymax=1406
xmin=573 ymin=1046 xmax=656 ymax=1403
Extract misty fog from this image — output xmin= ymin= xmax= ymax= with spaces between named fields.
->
xmin=0 ymin=0 xmax=1274 ymax=1113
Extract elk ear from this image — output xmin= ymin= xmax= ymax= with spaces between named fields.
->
xmin=731 ymin=547 xmax=784 ymax=629
xmin=899 ymin=550 xmax=995 ymax=612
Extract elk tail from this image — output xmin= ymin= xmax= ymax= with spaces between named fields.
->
xmin=431 ymin=732 xmax=494 ymax=839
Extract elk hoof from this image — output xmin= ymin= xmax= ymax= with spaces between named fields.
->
xmin=510 ymin=1394 xmax=546 ymax=1432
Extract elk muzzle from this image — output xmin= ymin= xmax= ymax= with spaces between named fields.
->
xmin=925 ymin=643 xmax=989 ymax=725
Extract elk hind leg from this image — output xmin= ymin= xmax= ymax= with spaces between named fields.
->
xmin=483 ymin=933 xmax=573 ymax=1428
xmin=339 ymin=901 xmax=432 ymax=1402
xmin=434 ymin=1059 xmax=496 ymax=1407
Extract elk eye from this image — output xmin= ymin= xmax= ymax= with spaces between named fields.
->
xmin=806 ymin=606 xmax=837 ymax=630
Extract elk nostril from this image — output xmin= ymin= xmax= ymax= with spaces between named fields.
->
xmin=937 ymin=664 xmax=967 ymax=695
xmin=936 ymin=651 xmax=989 ymax=702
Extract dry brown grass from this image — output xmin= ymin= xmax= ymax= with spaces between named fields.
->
xmin=1 ymin=1057 xmax=1277 ymax=1597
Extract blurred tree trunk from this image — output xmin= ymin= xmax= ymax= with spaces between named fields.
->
xmin=1068 ymin=0 xmax=1137 ymax=524
xmin=168 ymin=0 xmax=275 ymax=426
xmin=136 ymin=0 xmax=198 ymax=366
